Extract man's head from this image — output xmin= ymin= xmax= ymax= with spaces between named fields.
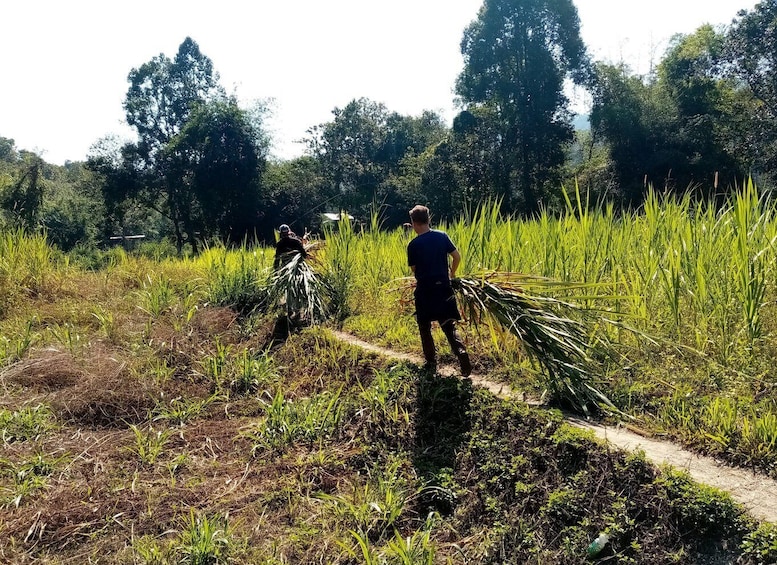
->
xmin=409 ymin=205 xmax=430 ymax=226
xmin=279 ymin=224 xmax=290 ymax=237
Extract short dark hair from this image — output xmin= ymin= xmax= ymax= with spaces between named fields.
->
xmin=409 ymin=205 xmax=430 ymax=225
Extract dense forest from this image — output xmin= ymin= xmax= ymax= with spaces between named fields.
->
xmin=2 ymin=0 xmax=777 ymax=253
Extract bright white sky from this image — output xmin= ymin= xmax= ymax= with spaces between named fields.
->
xmin=1 ymin=0 xmax=758 ymax=165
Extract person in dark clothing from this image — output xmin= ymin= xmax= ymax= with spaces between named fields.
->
xmin=407 ymin=205 xmax=472 ymax=377
xmin=273 ymin=223 xmax=308 ymax=330
xmin=273 ymin=224 xmax=307 ymax=270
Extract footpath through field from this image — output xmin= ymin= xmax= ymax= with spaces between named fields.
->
xmin=330 ymin=330 xmax=777 ymax=523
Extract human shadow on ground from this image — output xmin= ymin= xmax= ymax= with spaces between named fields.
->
xmin=412 ymin=368 xmax=474 ymax=515
xmin=262 ymin=314 xmax=308 ymax=350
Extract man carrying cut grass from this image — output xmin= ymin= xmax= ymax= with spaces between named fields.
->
xmin=273 ymin=223 xmax=307 ymax=270
xmin=407 ymin=205 xmax=472 ymax=377
xmin=273 ymin=223 xmax=309 ymax=328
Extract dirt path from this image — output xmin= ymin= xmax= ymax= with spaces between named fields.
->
xmin=331 ymin=330 xmax=777 ymax=523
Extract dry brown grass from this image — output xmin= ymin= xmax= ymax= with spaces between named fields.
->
xmin=0 ymin=276 xmax=391 ymax=562
xmin=2 ymin=345 xmax=160 ymax=427
xmin=2 ymin=350 xmax=84 ymax=391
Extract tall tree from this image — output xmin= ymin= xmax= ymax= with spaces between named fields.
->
xmin=658 ymin=26 xmax=746 ymax=193
xmin=124 ymin=37 xmax=223 ymax=161
xmin=590 ymin=27 xmax=753 ymax=203
xmin=456 ymin=0 xmax=590 ymax=214
xmin=164 ymin=98 xmax=266 ymax=243
xmin=589 ymin=63 xmax=679 ymax=203
xmin=260 ymin=156 xmax=326 ymax=239
xmin=89 ymin=38 xmax=266 ymax=252
xmin=0 ymin=152 xmax=45 ymax=230
xmin=420 ymin=108 xmax=502 ymax=220
xmin=725 ymin=0 xmax=777 ymax=185
xmin=306 ymin=98 xmax=446 ymax=224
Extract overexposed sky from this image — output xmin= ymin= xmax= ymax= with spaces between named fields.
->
xmin=1 ymin=0 xmax=758 ymax=164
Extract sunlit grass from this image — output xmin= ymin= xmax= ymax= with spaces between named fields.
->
xmin=0 ymin=217 xmax=775 ymax=562
xmin=242 ymin=388 xmax=344 ymax=454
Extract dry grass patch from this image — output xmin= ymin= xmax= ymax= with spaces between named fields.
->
xmin=2 ymin=349 xmax=83 ymax=392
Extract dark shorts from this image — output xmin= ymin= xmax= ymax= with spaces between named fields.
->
xmin=414 ymin=281 xmax=461 ymax=324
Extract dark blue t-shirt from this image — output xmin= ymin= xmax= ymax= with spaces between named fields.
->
xmin=407 ymin=230 xmax=456 ymax=284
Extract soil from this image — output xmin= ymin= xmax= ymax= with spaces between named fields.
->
xmin=331 ymin=330 xmax=777 ymax=523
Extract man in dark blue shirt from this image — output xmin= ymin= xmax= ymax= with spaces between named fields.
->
xmin=407 ymin=205 xmax=471 ymax=377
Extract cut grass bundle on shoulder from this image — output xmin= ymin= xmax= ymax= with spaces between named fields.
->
xmin=268 ymin=252 xmax=331 ymax=325
xmin=452 ymin=273 xmax=620 ymax=415
xmin=392 ymin=272 xmax=622 ymax=416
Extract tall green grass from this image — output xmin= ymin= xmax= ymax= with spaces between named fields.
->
xmin=327 ymin=186 xmax=777 ymax=363
xmin=0 ymin=228 xmax=61 ymax=315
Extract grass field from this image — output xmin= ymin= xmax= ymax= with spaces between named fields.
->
xmin=3 ymin=186 xmax=777 ymax=562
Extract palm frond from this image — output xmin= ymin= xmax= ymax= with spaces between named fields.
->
xmin=451 ymin=273 xmax=619 ymax=415
xmin=267 ymin=252 xmax=330 ymax=324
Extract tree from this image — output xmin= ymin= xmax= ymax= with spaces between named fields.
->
xmin=589 ymin=27 xmax=752 ymax=204
xmin=122 ymin=37 xmax=225 ymax=252
xmin=456 ymin=0 xmax=590 ymax=214
xmin=658 ymin=26 xmax=746 ymax=194
xmin=589 ymin=63 xmax=679 ymax=203
xmin=164 ymin=98 xmax=267 ymax=243
xmin=725 ymin=1 xmax=777 ymax=185
xmin=420 ymin=108 xmax=502 ymax=220
xmin=0 ymin=152 xmax=45 ymax=230
xmin=0 ymin=137 xmax=16 ymax=163
xmin=89 ymin=38 xmax=267 ymax=252
xmin=41 ymin=161 xmax=106 ymax=251
xmin=124 ymin=37 xmax=223 ymax=161
xmin=261 ymin=156 xmax=326 ymax=240
xmin=88 ymin=135 xmax=165 ymax=242
xmin=306 ymin=98 xmax=447 ymax=224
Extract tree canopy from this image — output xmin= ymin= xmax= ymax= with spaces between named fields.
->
xmin=456 ymin=0 xmax=590 ymax=214
xmin=89 ymin=37 xmax=267 ymax=252
xmin=14 ymin=1 xmax=777 ymax=253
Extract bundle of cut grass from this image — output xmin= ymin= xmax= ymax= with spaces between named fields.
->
xmin=267 ymin=251 xmax=331 ymax=325
xmin=451 ymin=273 xmax=619 ymax=415
xmin=392 ymin=272 xmax=620 ymax=415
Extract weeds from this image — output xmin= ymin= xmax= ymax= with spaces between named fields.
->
xmin=128 ymin=424 xmax=172 ymax=465
xmin=242 ymin=388 xmax=343 ymax=453
xmin=0 ymin=404 xmax=56 ymax=443
xmin=201 ymin=338 xmax=232 ymax=389
xmin=1 ymin=453 xmax=59 ymax=508
xmin=0 ymin=316 xmax=39 ymax=365
xmin=741 ymin=522 xmax=777 ymax=564
xmin=154 ymin=394 xmax=219 ymax=426
xmin=137 ymin=274 xmax=176 ymax=317
xmin=92 ymin=306 xmax=119 ymax=342
xmin=48 ymin=322 xmax=82 ymax=355
xmin=202 ymin=245 xmax=268 ymax=315
xmin=175 ymin=509 xmax=232 ymax=565
xmin=317 ymin=458 xmax=410 ymax=543
xmin=230 ymin=347 xmax=278 ymax=394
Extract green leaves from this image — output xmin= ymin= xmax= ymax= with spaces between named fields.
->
xmin=452 ymin=273 xmax=618 ymax=415
xmin=268 ymin=251 xmax=332 ymax=325
xmin=456 ymin=0 xmax=589 ymax=213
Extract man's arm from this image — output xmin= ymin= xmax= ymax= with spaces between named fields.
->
xmin=449 ymin=249 xmax=461 ymax=279
xmin=294 ymin=238 xmax=307 ymax=258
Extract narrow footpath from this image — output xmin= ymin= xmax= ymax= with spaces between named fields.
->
xmin=330 ymin=330 xmax=777 ymax=523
